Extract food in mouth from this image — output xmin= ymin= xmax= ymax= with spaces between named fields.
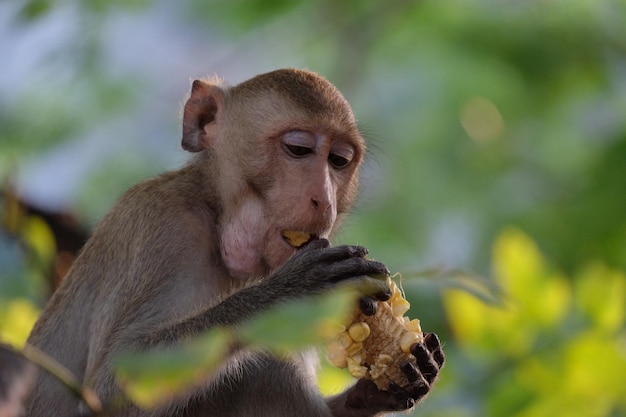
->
xmin=282 ymin=231 xmax=317 ymax=248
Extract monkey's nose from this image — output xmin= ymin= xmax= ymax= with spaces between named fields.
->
xmin=311 ymin=197 xmax=328 ymax=210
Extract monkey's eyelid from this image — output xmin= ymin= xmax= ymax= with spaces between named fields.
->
xmin=282 ymin=130 xmax=316 ymax=147
xmin=328 ymin=144 xmax=355 ymax=168
xmin=284 ymin=144 xmax=314 ymax=157
xmin=328 ymin=153 xmax=353 ymax=169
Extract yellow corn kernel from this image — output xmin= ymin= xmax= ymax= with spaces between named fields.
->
xmin=282 ymin=231 xmax=311 ymax=247
xmin=377 ymin=354 xmax=393 ymax=365
xmin=400 ymin=332 xmax=421 ymax=353
xmin=349 ymin=353 xmax=363 ymax=364
xmin=391 ymin=280 xmax=405 ymax=299
xmin=405 ymin=318 xmax=422 ymax=333
xmin=347 ymin=358 xmax=367 ymax=378
xmin=346 ymin=342 xmax=364 ymax=357
xmin=391 ymin=297 xmax=410 ymax=318
xmin=348 ymin=322 xmax=370 ymax=343
xmin=369 ymin=364 xmax=387 ymax=379
xmin=337 ymin=332 xmax=353 ymax=349
xmin=327 ymin=340 xmax=347 ymax=368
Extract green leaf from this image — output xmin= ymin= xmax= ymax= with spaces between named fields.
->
xmin=492 ymin=227 xmax=571 ymax=329
xmin=574 ymin=263 xmax=626 ymax=333
xmin=114 ymin=329 xmax=231 ymax=409
xmin=240 ymin=288 xmax=359 ymax=353
xmin=17 ymin=0 xmax=52 ymax=21
xmin=114 ymin=289 xmax=359 ymax=408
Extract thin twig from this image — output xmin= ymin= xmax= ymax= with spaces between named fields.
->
xmin=21 ymin=343 xmax=103 ymax=415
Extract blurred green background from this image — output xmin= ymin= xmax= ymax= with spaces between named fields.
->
xmin=1 ymin=0 xmax=625 ymax=416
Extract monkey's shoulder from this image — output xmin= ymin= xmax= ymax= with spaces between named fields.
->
xmin=96 ymin=166 xmax=218 ymax=238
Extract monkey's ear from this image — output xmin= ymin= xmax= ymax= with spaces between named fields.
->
xmin=182 ymin=79 xmax=225 ymax=153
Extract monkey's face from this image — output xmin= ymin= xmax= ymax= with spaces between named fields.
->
xmin=254 ymin=129 xmax=362 ymax=272
xmin=215 ymin=127 xmax=362 ymax=280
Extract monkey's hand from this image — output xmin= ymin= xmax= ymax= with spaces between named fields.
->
xmin=263 ymin=238 xmax=392 ymax=303
xmin=328 ymin=333 xmax=445 ymax=417
xmin=203 ymin=239 xmax=390 ymax=329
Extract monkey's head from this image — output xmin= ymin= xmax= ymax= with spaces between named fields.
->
xmin=182 ymin=69 xmax=364 ymax=279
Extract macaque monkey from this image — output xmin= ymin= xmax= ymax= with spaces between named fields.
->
xmin=25 ymin=69 xmax=444 ymax=417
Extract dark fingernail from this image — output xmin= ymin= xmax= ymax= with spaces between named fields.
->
xmin=411 ymin=343 xmax=428 ymax=357
xmin=425 ymin=332 xmax=441 ymax=349
xmin=400 ymin=360 xmax=419 ymax=382
xmin=359 ymin=297 xmax=377 ymax=316
xmin=375 ymin=289 xmax=392 ymax=301
xmin=406 ymin=381 xmax=430 ymax=400
xmin=424 ymin=333 xmax=445 ymax=367
xmin=433 ymin=349 xmax=445 ymax=368
xmin=405 ymin=398 xmax=416 ymax=409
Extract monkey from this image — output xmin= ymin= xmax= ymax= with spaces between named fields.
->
xmin=0 ymin=343 xmax=36 ymax=417
xmin=25 ymin=68 xmax=445 ymax=417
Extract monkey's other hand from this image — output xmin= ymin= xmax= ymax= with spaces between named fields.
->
xmin=344 ymin=332 xmax=445 ymax=414
xmin=267 ymin=239 xmax=391 ymax=301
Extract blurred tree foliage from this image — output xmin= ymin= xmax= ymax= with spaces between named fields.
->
xmin=1 ymin=0 xmax=625 ymax=416
xmin=442 ymin=228 xmax=626 ymax=417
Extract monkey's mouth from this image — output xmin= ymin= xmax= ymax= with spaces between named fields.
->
xmin=282 ymin=231 xmax=318 ymax=249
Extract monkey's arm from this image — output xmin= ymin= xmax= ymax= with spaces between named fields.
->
xmin=326 ymin=333 xmax=445 ymax=417
xmin=147 ymin=240 xmax=391 ymax=343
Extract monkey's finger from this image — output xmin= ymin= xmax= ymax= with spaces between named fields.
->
xmin=400 ymin=360 xmax=420 ymax=383
xmin=410 ymin=342 xmax=440 ymax=385
xmin=424 ymin=332 xmax=445 ymax=368
xmin=325 ymin=256 xmax=389 ymax=280
xmin=351 ymin=276 xmax=392 ymax=300
xmin=387 ymin=382 xmax=415 ymax=410
xmin=400 ymin=361 xmax=420 ymax=382
xmin=304 ymin=238 xmax=330 ymax=251
xmin=404 ymin=379 xmax=430 ymax=402
xmin=358 ymin=296 xmax=377 ymax=316
xmin=315 ymin=244 xmax=369 ymax=262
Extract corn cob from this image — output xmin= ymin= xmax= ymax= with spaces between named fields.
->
xmin=327 ymin=277 xmax=424 ymax=390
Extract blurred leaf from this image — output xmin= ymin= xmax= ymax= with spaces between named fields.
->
xmin=0 ymin=298 xmax=40 ymax=347
xmin=317 ymin=356 xmax=353 ymax=396
xmin=115 ymin=288 xmax=358 ymax=408
xmin=446 ymin=228 xmax=626 ymax=417
xmin=492 ymin=227 xmax=571 ymax=329
xmin=240 ymin=288 xmax=358 ymax=352
xmin=17 ymin=0 xmax=52 ymax=21
xmin=513 ymin=331 xmax=626 ymax=417
xmin=187 ymin=0 xmax=300 ymax=31
xmin=442 ymin=287 xmax=494 ymax=353
xmin=562 ymin=332 xmax=626 ymax=406
xmin=20 ymin=216 xmax=56 ymax=266
xmin=115 ymin=329 xmax=232 ymax=409
xmin=443 ymin=228 xmax=571 ymax=357
xmin=574 ymin=263 xmax=626 ymax=333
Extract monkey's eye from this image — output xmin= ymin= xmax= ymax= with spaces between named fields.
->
xmin=328 ymin=144 xmax=355 ymax=169
xmin=282 ymin=131 xmax=315 ymax=158
xmin=284 ymin=144 xmax=314 ymax=158
xmin=329 ymin=153 xmax=351 ymax=168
